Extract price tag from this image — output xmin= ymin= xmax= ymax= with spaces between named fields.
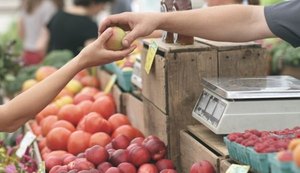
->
xmin=104 ymin=74 xmax=117 ymax=94
xmin=16 ymin=131 xmax=36 ymax=158
xmin=144 ymin=41 xmax=158 ymax=74
xmin=226 ymin=164 xmax=250 ymax=173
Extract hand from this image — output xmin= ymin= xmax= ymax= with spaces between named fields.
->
xmin=77 ymin=27 xmax=136 ymax=69
xmin=99 ymin=12 xmax=161 ymax=48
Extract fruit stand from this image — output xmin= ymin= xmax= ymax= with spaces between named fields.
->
xmin=2 ymin=1 xmax=300 ymax=173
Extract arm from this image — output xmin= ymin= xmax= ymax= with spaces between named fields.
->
xmin=0 ymin=28 xmax=136 ymax=132
xmin=100 ymin=5 xmax=274 ymax=47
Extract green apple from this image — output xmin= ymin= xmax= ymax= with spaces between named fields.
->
xmin=106 ymin=27 xmax=126 ymax=51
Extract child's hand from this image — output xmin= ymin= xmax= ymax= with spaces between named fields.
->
xmin=77 ymin=28 xmax=136 ymax=68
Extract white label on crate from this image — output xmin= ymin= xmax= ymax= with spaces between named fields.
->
xmin=226 ymin=164 xmax=250 ymax=173
xmin=16 ymin=131 xmax=36 ymax=158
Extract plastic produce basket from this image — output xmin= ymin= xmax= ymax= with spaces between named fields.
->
xmin=224 ymin=137 xmax=250 ymax=165
xmin=247 ymin=148 xmax=271 ymax=173
xmin=103 ymin=63 xmax=117 ymax=73
xmin=269 ymin=153 xmax=293 ymax=173
xmin=292 ymin=163 xmax=300 ymax=173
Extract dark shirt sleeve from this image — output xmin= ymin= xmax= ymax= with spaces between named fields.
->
xmin=264 ymin=0 xmax=300 ymax=47
xmin=84 ymin=22 xmax=98 ymax=41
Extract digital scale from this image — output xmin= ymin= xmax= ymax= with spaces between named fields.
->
xmin=192 ymin=76 xmax=300 ymax=134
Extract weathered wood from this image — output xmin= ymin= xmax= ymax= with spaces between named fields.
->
xmin=143 ymin=38 xmax=211 ymax=53
xmin=141 ymin=52 xmax=168 ymax=114
xmin=143 ymin=98 xmax=168 ymax=144
xmin=219 ymin=159 xmax=232 ymax=173
xmin=180 ymin=130 xmax=219 ymax=173
xmin=281 ymin=65 xmax=300 ymax=80
xmin=167 ymin=50 xmax=218 ymax=167
xmin=218 ymin=48 xmax=268 ymax=77
xmin=122 ymin=93 xmax=145 ymax=134
xmin=195 ymin=37 xmax=261 ymax=51
xmin=187 ymin=125 xmax=228 ymax=157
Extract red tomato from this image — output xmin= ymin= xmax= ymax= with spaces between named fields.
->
xmin=112 ymin=125 xmax=144 ymax=141
xmin=52 ymin=120 xmax=76 ymax=132
xmin=108 ymin=113 xmax=131 ymax=131
xmin=46 ymin=127 xmax=71 ymax=151
xmin=67 ymin=130 xmax=91 ymax=155
xmin=89 ymin=132 xmax=112 ymax=147
xmin=36 ymin=104 xmax=59 ymax=124
xmin=58 ymin=104 xmax=84 ymax=126
xmin=77 ymin=100 xmax=93 ymax=116
xmin=40 ymin=115 xmax=58 ymax=137
xmin=91 ymin=95 xmax=116 ymax=119
xmin=82 ymin=112 xmax=112 ymax=134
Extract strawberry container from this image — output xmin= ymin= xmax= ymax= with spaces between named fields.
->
xmin=224 ymin=137 xmax=250 ymax=165
xmin=292 ymin=163 xmax=300 ymax=173
xmin=103 ymin=63 xmax=117 ymax=73
xmin=269 ymin=153 xmax=293 ymax=173
xmin=247 ymin=147 xmax=271 ymax=173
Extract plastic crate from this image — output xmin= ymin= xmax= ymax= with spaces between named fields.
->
xmin=269 ymin=153 xmax=293 ymax=173
xmin=247 ymin=148 xmax=271 ymax=173
xmin=103 ymin=63 xmax=117 ymax=73
xmin=115 ymin=67 xmax=133 ymax=92
xmin=292 ymin=163 xmax=300 ymax=173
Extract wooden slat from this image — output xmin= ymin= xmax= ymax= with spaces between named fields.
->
xmin=219 ymin=159 xmax=232 ymax=173
xmin=122 ymin=93 xmax=145 ymax=134
xmin=180 ymin=130 xmax=219 ymax=173
xmin=141 ymin=52 xmax=168 ymax=114
xmin=97 ymin=68 xmax=112 ymax=90
xmin=218 ymin=48 xmax=268 ymax=77
xmin=167 ymin=50 xmax=218 ymax=167
xmin=143 ymin=38 xmax=211 ymax=53
xmin=195 ymin=37 xmax=261 ymax=51
xmin=112 ymin=85 xmax=123 ymax=113
xmin=143 ymin=98 xmax=168 ymax=144
xmin=187 ymin=125 xmax=229 ymax=157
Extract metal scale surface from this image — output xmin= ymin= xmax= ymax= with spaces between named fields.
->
xmin=192 ymin=76 xmax=300 ymax=134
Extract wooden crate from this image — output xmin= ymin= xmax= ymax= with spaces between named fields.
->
xmin=141 ymin=38 xmax=267 ymax=168
xmin=219 ymin=159 xmax=232 ymax=173
xmin=122 ymin=93 xmax=145 ymax=134
xmin=180 ymin=125 xmax=229 ymax=173
xmin=143 ymin=98 xmax=168 ymax=144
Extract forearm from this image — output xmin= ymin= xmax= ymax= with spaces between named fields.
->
xmin=0 ymin=55 xmax=84 ymax=132
xmin=159 ymin=5 xmax=273 ymax=42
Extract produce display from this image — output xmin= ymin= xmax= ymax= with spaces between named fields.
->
xmin=19 ymin=65 xmax=178 ymax=173
xmin=225 ymin=128 xmax=300 ymax=173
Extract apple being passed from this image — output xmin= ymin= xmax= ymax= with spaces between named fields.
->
xmin=106 ymin=27 xmax=126 ymax=51
xmin=190 ymin=160 xmax=215 ymax=173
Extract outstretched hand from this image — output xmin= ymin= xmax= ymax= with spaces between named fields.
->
xmin=78 ymin=27 xmax=136 ymax=69
xmin=99 ymin=12 xmax=161 ymax=48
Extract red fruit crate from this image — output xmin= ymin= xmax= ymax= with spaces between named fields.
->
xmin=268 ymin=153 xmax=293 ymax=173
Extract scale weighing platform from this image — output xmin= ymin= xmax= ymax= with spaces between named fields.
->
xmin=192 ymin=76 xmax=300 ymax=134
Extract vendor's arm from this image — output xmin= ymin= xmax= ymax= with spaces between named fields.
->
xmin=100 ymin=5 xmax=273 ymax=47
xmin=0 ymin=28 xmax=136 ymax=132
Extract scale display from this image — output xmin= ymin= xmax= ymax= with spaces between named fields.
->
xmin=193 ymin=76 xmax=300 ymax=134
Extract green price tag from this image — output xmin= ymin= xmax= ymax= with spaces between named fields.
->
xmin=144 ymin=41 xmax=158 ymax=74
xmin=226 ymin=164 xmax=250 ymax=173
xmin=104 ymin=74 xmax=117 ymax=94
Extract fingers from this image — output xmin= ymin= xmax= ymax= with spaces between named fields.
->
xmin=98 ymin=27 xmax=113 ymax=45
xmin=99 ymin=13 xmax=130 ymax=34
xmin=110 ymin=44 xmax=137 ymax=58
xmin=122 ymin=27 xmax=143 ymax=48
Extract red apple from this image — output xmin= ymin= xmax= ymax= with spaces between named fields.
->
xmin=106 ymin=167 xmax=122 ymax=173
xmin=112 ymin=135 xmax=130 ymax=150
xmin=128 ymin=145 xmax=151 ymax=166
xmin=143 ymin=136 xmax=167 ymax=161
xmin=138 ymin=163 xmax=158 ymax=173
xmin=110 ymin=149 xmax=129 ymax=166
xmin=97 ymin=162 xmax=112 ymax=173
xmin=189 ymin=160 xmax=215 ymax=173
xmin=118 ymin=162 xmax=137 ymax=173
xmin=85 ymin=145 xmax=109 ymax=166
xmin=156 ymin=159 xmax=175 ymax=171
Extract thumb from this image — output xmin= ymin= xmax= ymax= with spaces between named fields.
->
xmin=98 ymin=27 xmax=113 ymax=45
xmin=122 ymin=27 xmax=142 ymax=48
